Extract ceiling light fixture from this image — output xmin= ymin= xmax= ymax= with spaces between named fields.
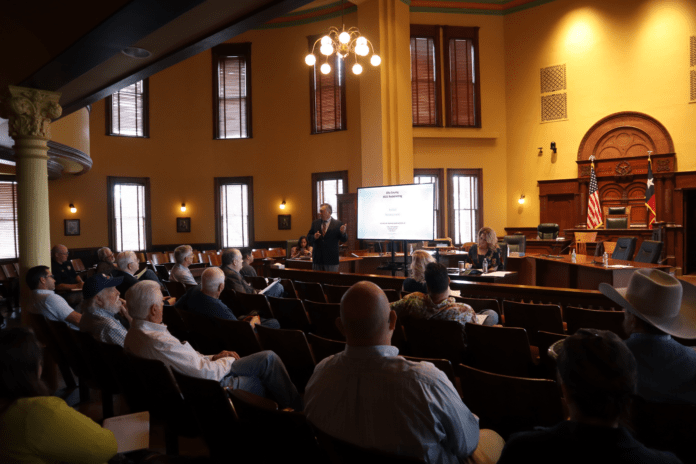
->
xmin=304 ymin=0 xmax=380 ymax=76
xmin=121 ymin=47 xmax=152 ymax=59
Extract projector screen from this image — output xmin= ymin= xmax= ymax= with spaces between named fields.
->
xmin=357 ymin=183 xmax=435 ymax=241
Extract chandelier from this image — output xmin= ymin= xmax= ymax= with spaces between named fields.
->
xmin=304 ymin=8 xmax=380 ymax=76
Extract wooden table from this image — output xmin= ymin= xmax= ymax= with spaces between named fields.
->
xmin=507 ymin=254 xmax=670 ymax=290
xmin=448 ymin=271 xmax=519 ymax=284
xmin=524 ymin=239 xmax=572 ymax=255
xmin=285 ymin=257 xmax=361 ymax=273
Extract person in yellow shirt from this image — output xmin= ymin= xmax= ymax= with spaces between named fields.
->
xmin=0 ymin=327 xmax=117 ymax=464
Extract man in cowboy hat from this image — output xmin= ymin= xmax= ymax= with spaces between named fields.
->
xmin=600 ymin=268 xmax=696 ymax=404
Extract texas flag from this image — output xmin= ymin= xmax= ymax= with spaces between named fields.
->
xmin=645 ymin=160 xmax=656 ymax=229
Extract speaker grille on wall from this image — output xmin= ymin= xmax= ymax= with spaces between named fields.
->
xmin=540 ymin=64 xmax=566 ymax=93
xmin=691 ymin=70 xmax=696 ymax=102
xmin=690 ymin=36 xmax=696 ymax=67
xmin=541 ymin=93 xmax=567 ymax=122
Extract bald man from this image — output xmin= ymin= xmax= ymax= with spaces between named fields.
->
xmin=175 ymin=267 xmax=280 ymax=328
xmin=305 ymin=281 xmax=493 ymax=464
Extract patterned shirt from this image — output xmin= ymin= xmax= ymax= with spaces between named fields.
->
xmin=465 ymin=244 xmax=504 ymax=271
xmin=390 ymin=292 xmax=476 ymax=327
xmin=80 ymin=306 xmax=128 ymax=347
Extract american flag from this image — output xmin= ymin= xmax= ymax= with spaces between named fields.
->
xmin=587 ymin=163 xmax=603 ymax=229
xmin=645 ymin=158 xmax=656 ymax=229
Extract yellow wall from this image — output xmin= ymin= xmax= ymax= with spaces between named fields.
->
xmin=48 ymin=14 xmax=363 ymax=248
xmin=411 ymin=12 xmax=508 ymax=237
xmin=505 ymin=0 xmax=696 ymax=226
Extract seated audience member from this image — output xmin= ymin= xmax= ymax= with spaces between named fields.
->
xmin=169 ymin=245 xmax=197 ymax=286
xmin=95 ymin=261 xmax=115 ymax=276
xmin=240 ymin=248 xmax=257 ymax=278
xmin=79 ymin=274 xmax=130 ymax=347
xmin=305 ymin=281 xmax=503 ymax=464
xmin=465 ymin=227 xmax=503 ymax=271
xmin=0 ymin=328 xmax=117 ymax=463
xmin=175 ymin=268 xmax=280 ymax=328
xmin=50 ymin=244 xmax=83 ymax=291
xmin=124 ymin=281 xmax=301 ymax=410
xmin=391 ymin=263 xmax=499 ymax=331
xmin=600 ymin=269 xmax=696 ymax=404
xmin=220 ymin=249 xmax=284 ymax=298
xmin=402 ymin=249 xmax=435 ymax=294
xmin=498 ymin=329 xmax=682 ymax=464
xmin=26 ymin=265 xmax=81 ymax=330
xmin=290 ymin=235 xmax=313 ymax=259
xmin=97 ymin=247 xmax=116 ymax=267
xmin=113 ymin=251 xmax=162 ymax=295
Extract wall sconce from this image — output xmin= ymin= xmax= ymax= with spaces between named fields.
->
xmin=518 ymin=195 xmax=526 ymax=205
xmin=550 ymin=142 xmax=557 ymax=154
xmin=69 ymin=203 xmax=77 ymax=213
xmin=538 ymin=147 xmax=543 ymax=156
xmin=279 ymin=200 xmax=286 ymax=210
xmin=180 ymin=203 xmax=187 ymax=212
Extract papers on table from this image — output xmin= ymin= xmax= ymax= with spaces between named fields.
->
xmin=258 ymin=278 xmax=281 ymax=295
xmin=485 ymin=271 xmax=515 ymax=277
xmin=606 ymin=265 xmax=633 ymax=269
xmin=103 ymin=411 xmax=150 ymax=453
xmin=476 ymin=314 xmax=488 ymax=325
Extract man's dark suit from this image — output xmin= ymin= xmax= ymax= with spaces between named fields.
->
xmin=308 ymin=218 xmax=348 ymax=270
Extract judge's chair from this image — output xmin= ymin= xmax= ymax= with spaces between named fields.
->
xmin=611 ymin=237 xmax=637 ymax=261
xmin=537 ymin=223 xmax=559 ymax=239
xmin=604 ymin=206 xmax=632 ymax=229
xmin=503 ymin=235 xmax=526 ymax=253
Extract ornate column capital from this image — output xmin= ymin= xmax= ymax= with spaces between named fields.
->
xmin=0 ymin=86 xmax=62 ymax=140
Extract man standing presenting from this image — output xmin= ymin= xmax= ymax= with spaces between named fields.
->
xmin=307 ymin=203 xmax=347 ymax=272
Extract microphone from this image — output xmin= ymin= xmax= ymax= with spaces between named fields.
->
xmin=548 ymin=243 xmax=571 ymax=258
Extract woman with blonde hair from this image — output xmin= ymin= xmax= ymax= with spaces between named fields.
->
xmin=465 ymin=227 xmax=503 ymax=271
xmin=402 ymin=249 xmax=436 ymax=293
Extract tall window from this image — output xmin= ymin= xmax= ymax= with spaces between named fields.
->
xmin=215 ymin=177 xmax=254 ymax=248
xmin=0 ymin=177 xmax=18 ymax=259
xmin=312 ymin=171 xmax=348 ymax=220
xmin=107 ymin=177 xmax=151 ymax=252
xmin=410 ymin=25 xmax=481 ymax=128
xmin=414 ymin=168 xmax=444 ymax=238
xmin=448 ymin=169 xmax=483 ymax=245
xmin=308 ymin=36 xmax=346 ymax=134
xmin=106 ymin=79 xmax=149 ymax=137
xmin=213 ymin=43 xmax=252 ymax=139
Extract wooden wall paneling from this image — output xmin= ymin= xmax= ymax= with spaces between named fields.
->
xmin=546 ymin=194 xmax=575 ymax=233
xmin=503 ymin=227 xmax=538 ymax=240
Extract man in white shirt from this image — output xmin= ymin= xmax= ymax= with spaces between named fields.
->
xmin=26 ymin=265 xmax=81 ymax=330
xmin=123 ymin=280 xmax=302 ymax=410
xmin=305 ymin=281 xmax=503 ymax=464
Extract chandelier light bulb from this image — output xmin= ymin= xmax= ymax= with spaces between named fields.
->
xmin=356 ymin=36 xmax=367 ymax=46
xmin=320 ymin=43 xmax=334 ymax=56
xmin=370 ymin=54 xmax=381 ymax=66
xmin=305 ymin=54 xmax=316 ymax=66
xmin=352 ymin=63 xmax=363 ymax=75
xmin=320 ymin=63 xmax=331 ymax=74
xmin=321 ymin=36 xmax=332 ymax=46
xmin=339 ymin=32 xmax=350 ymax=44
xmin=355 ymin=44 xmax=369 ymax=57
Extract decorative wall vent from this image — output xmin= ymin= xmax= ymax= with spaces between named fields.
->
xmin=540 ymin=64 xmax=567 ymax=122
xmin=541 ymin=93 xmax=567 ymax=122
xmin=691 ymin=70 xmax=696 ymax=102
xmin=691 ymin=37 xmax=696 ymax=102
xmin=690 ymin=36 xmax=696 ymax=67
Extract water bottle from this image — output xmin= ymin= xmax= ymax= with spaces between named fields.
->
xmin=482 ymin=259 xmax=488 ymax=274
xmin=571 ymin=249 xmax=577 ymax=263
xmin=603 ymin=252 xmax=609 ymax=267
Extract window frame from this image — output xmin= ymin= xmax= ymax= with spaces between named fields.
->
xmin=410 ymin=25 xmax=481 ymax=128
xmin=308 ymin=34 xmax=347 ymax=135
xmin=106 ymin=176 xmax=152 ymax=252
xmin=312 ymin=170 xmax=349 ymax=220
xmin=410 ymin=25 xmax=442 ymax=127
xmin=214 ymin=176 xmax=255 ymax=249
xmin=447 ymin=168 xmax=483 ymax=246
xmin=0 ymin=175 xmax=18 ymax=260
xmin=212 ymin=43 xmax=253 ymax=140
xmin=414 ymin=168 xmax=445 ymax=238
xmin=105 ymin=78 xmax=150 ymax=138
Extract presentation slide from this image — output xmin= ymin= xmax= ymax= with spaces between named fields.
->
xmin=357 ymin=183 xmax=435 ymax=241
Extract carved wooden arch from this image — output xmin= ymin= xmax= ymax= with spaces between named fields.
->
xmin=577 ymin=111 xmax=675 ymax=161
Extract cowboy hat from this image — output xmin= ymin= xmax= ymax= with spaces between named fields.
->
xmin=599 ymin=269 xmax=696 ymax=339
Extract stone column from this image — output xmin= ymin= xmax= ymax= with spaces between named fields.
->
xmin=356 ymin=0 xmax=413 ymax=187
xmin=1 ymin=86 xmax=61 ymax=323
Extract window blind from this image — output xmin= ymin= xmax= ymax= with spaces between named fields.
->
xmin=220 ymin=183 xmax=250 ymax=247
xmin=448 ymin=38 xmax=477 ymax=127
xmin=452 ymin=174 xmax=479 ymax=244
xmin=411 ymin=37 xmax=438 ymax=126
xmin=113 ymin=183 xmax=146 ymax=252
xmin=218 ymin=55 xmax=249 ymax=138
xmin=0 ymin=180 xmax=18 ymax=259
xmin=312 ymin=56 xmax=345 ymax=133
xmin=316 ymin=178 xmax=343 ymax=219
xmin=110 ymin=81 xmax=147 ymax=137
